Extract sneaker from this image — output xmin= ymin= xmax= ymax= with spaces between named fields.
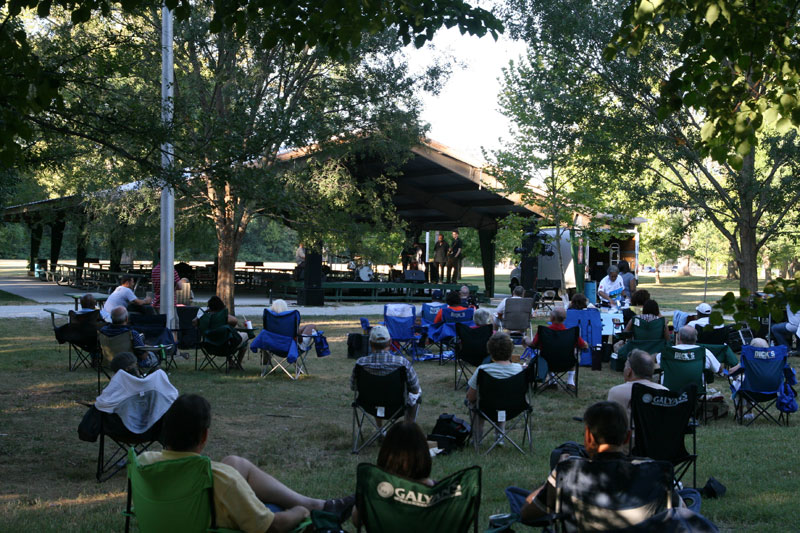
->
xmin=179 ymin=352 xmax=190 ymax=360
xmin=323 ymin=494 xmax=356 ymax=520
xmin=743 ymin=413 xmax=755 ymax=421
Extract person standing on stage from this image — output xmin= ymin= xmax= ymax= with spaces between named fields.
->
xmin=433 ymin=233 xmax=449 ymax=283
xmin=447 ymin=230 xmax=463 ymax=283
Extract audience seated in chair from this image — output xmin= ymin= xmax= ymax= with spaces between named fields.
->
xmin=466 ymin=332 xmax=523 ymax=442
xmin=137 ymin=394 xmax=355 ymax=532
xmin=656 ymin=326 xmax=724 ymax=383
xmin=271 ymin=299 xmax=317 ymax=346
xmin=351 ymin=422 xmax=433 ymax=528
xmin=77 ymin=293 xmax=110 ymax=322
xmin=472 ymin=308 xmax=495 ymax=331
xmin=607 ymin=349 xmax=667 ymax=451
xmin=433 ymin=290 xmax=468 ymax=324
xmin=101 ymin=307 xmax=159 ymax=371
xmin=351 ymin=325 xmax=421 ymax=428
xmin=520 ymin=401 xmax=679 ymax=528
xmin=494 ymin=286 xmax=525 ymax=328
xmin=769 ymin=303 xmax=800 ymax=355
xmin=567 ymin=292 xmax=593 ymax=311
xmin=523 ymin=307 xmax=587 ymax=391
xmin=103 ymin=275 xmax=154 ymax=316
xmin=615 ymin=299 xmax=670 ymax=353
xmin=194 ymin=296 xmax=249 ymax=368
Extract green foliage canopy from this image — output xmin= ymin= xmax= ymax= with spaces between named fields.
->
xmin=606 ymin=0 xmax=800 ymax=166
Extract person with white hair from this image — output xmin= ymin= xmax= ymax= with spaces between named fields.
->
xmin=270 ymin=299 xmax=317 ymax=337
xmin=655 ymin=326 xmax=723 ymax=381
xmin=597 ymin=265 xmax=624 ymax=307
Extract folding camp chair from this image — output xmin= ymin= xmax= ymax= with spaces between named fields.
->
xmin=175 ymin=306 xmax=201 ymax=359
xmin=454 ymin=323 xmax=492 ymax=390
xmin=98 ymin=330 xmax=151 ymax=393
xmin=532 ymin=326 xmax=580 ymax=397
xmin=429 ymin=307 xmax=475 ymax=364
xmin=355 ymin=463 xmax=481 ymax=533
xmin=729 ymin=345 xmax=793 ymax=426
xmin=82 ymin=369 xmax=176 ymax=482
xmin=660 ymin=346 xmax=707 ymax=423
xmin=195 ymin=308 xmax=245 ymax=374
xmin=499 ymin=298 xmax=533 ymax=344
xmin=420 ymin=302 xmax=446 ymax=328
xmin=696 ymin=324 xmax=730 ymax=346
xmin=54 ymin=310 xmax=103 ymax=371
xmin=130 ymin=314 xmax=179 ymax=370
xmin=470 ymin=369 xmax=532 ymax=454
xmin=565 ymin=308 xmax=603 ymax=367
xmin=552 ymin=457 xmax=674 ymax=532
xmin=631 ymin=383 xmax=698 ymax=488
xmin=383 ymin=304 xmax=420 ymax=360
xmin=124 ymin=448 xmax=241 ymax=532
xmin=252 ymin=308 xmax=311 ymax=380
xmin=351 ymin=366 xmax=410 ymax=454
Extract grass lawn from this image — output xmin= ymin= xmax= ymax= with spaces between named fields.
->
xmin=0 ymin=315 xmax=797 ymax=532
xmin=0 ymin=289 xmax=34 ymax=305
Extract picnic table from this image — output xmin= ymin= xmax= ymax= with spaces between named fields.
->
xmin=54 ymin=266 xmax=149 ymax=295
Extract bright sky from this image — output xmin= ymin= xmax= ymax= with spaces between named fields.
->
xmin=406 ymin=27 xmax=528 ymax=165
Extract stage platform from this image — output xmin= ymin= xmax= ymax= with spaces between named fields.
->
xmin=269 ymin=280 xmax=481 ymax=302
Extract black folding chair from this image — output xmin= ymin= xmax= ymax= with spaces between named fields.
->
xmin=532 ymin=326 xmax=580 ymax=397
xmin=631 ymin=383 xmax=698 ymax=488
xmin=351 ymin=366 xmax=409 ymax=454
xmin=454 ymin=323 xmax=492 ymax=390
xmin=54 ymin=310 xmax=103 ymax=371
xmin=470 ymin=369 xmax=532 ymax=454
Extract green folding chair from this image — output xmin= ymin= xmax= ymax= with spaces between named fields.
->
xmin=699 ymin=343 xmax=738 ymax=368
xmin=632 ymin=317 xmax=667 ymax=341
xmin=355 ymin=463 xmax=481 ymax=533
xmin=660 ymin=345 xmax=707 ymax=422
xmin=124 ymin=448 xmax=240 ymax=533
xmin=614 ymin=339 xmax=668 ymax=371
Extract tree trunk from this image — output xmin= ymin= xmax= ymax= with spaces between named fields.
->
xmin=763 ymin=252 xmax=772 ymax=282
xmin=216 ymin=235 xmax=239 ymax=315
xmin=726 ymin=258 xmax=739 ymax=279
xmin=555 ymin=227 xmax=567 ymax=298
xmin=736 ymin=150 xmax=759 ymax=293
xmin=678 ymin=255 xmax=691 ymax=276
xmin=651 ymin=251 xmax=661 ymax=284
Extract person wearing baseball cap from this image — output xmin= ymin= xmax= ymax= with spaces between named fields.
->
xmin=687 ymin=302 xmax=721 ymax=330
xmin=350 ymin=325 xmax=422 ymax=426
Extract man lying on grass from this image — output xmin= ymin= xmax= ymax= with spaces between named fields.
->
xmin=138 ymin=394 xmax=354 ymax=533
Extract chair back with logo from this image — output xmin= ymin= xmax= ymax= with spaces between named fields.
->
xmin=421 ymin=302 xmax=446 ymax=327
xmin=660 ymin=346 xmax=705 ymax=394
xmin=355 ymin=463 xmax=481 ymax=533
xmin=739 ymin=345 xmax=788 ymax=395
xmin=631 ymin=383 xmax=697 ymax=487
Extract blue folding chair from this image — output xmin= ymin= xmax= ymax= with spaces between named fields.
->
xmin=565 ymin=308 xmax=602 ymax=367
xmin=730 ymin=345 xmax=794 ymax=426
xmin=430 ymin=307 xmax=475 ymax=364
xmin=251 ymin=308 xmax=312 ymax=380
xmin=383 ymin=304 xmax=420 ymax=361
xmin=421 ymin=302 xmax=446 ymax=328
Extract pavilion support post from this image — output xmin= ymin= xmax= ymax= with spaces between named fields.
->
xmin=49 ymin=216 xmax=66 ymax=271
xmin=478 ymin=226 xmax=497 ymax=298
xmin=76 ymin=217 xmax=89 ymax=282
xmin=28 ymin=221 xmax=43 ymax=274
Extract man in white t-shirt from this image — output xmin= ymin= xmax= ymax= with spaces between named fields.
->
xmin=103 ymin=275 xmax=153 ymax=315
xmin=686 ymin=302 xmax=725 ymax=330
xmin=494 ymin=285 xmax=525 ymax=327
xmin=597 ymin=265 xmax=625 ymax=306
xmin=656 ymin=325 xmax=722 ymax=378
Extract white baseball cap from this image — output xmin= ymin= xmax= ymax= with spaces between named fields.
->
xmin=696 ymin=303 xmax=712 ymax=315
xmin=369 ymin=325 xmax=391 ymax=343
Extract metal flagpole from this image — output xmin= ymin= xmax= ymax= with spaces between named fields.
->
xmin=160 ymin=3 xmax=176 ymax=329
